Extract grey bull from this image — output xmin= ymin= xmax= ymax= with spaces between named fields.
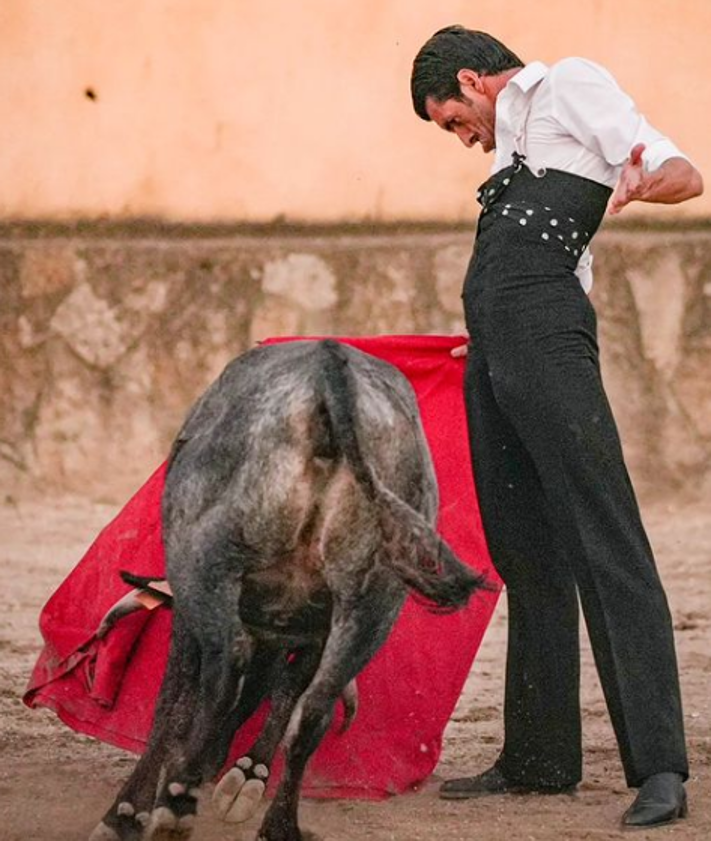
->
xmin=89 ymin=339 xmax=487 ymax=841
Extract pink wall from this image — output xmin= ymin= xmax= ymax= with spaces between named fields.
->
xmin=0 ymin=0 xmax=707 ymax=221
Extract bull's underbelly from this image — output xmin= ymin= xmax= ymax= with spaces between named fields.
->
xmin=238 ymin=560 xmax=333 ymax=641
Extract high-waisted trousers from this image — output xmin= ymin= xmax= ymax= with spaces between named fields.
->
xmin=462 ymin=243 xmax=688 ymax=788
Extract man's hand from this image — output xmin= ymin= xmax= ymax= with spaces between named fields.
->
xmin=609 ymin=144 xmax=703 ymax=215
xmin=451 ymin=331 xmax=469 ymax=357
xmin=608 ymin=144 xmax=646 ymax=214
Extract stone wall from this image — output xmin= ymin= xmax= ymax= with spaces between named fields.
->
xmin=2 ymin=225 xmax=710 ymax=502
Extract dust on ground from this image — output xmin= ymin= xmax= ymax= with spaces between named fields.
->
xmin=0 ymin=492 xmax=709 ymax=841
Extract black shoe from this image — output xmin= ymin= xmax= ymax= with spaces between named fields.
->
xmin=622 ymin=772 xmax=688 ymax=828
xmin=439 ymin=765 xmax=577 ymax=800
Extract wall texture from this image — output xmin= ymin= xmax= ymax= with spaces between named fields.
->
xmin=0 ymin=0 xmax=709 ymax=222
xmin=2 ymin=225 xmax=710 ymax=502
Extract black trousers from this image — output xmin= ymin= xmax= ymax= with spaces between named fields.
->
xmin=462 ymin=273 xmax=688 ymax=788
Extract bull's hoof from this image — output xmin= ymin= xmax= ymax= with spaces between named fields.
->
xmin=256 ymin=808 xmax=321 ymax=841
xmin=257 ymin=828 xmax=321 ymax=841
xmin=88 ymin=822 xmax=121 ymax=841
xmin=89 ymin=805 xmax=151 ymax=841
xmin=146 ymin=779 xmax=200 ymax=840
xmin=213 ymin=758 xmax=268 ymax=823
xmin=144 ymin=806 xmax=195 ymax=840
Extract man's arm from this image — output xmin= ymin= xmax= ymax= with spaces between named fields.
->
xmin=609 ymin=143 xmax=704 ymax=215
xmin=549 ymin=59 xmax=703 ymax=214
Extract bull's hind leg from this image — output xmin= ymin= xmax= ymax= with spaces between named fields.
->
xmin=213 ymin=643 xmax=323 ymax=825
xmin=257 ymin=591 xmax=402 ymax=841
xmin=89 ymin=621 xmax=201 ymax=841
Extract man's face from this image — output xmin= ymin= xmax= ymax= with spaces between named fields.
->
xmin=424 ymin=70 xmax=496 ymax=153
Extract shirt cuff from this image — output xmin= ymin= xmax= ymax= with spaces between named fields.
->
xmin=642 ymin=138 xmax=691 ymax=172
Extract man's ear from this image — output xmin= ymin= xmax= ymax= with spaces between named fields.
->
xmin=456 ymin=68 xmax=484 ymax=93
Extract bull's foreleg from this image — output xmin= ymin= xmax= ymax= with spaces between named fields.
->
xmin=88 ymin=621 xmax=201 ymax=841
xmin=143 ymin=625 xmax=254 ymax=840
xmin=257 ymin=591 xmax=402 ymax=841
xmin=212 ymin=643 xmax=323 ymax=825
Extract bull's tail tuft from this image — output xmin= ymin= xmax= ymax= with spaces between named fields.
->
xmin=378 ymin=486 xmax=493 ymax=611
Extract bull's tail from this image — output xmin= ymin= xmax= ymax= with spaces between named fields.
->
xmin=316 ymin=339 xmax=490 ymax=611
xmin=377 ymin=486 xmax=493 ymax=610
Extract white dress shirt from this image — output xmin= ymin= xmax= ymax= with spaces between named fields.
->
xmin=492 ymin=58 xmax=689 ymax=291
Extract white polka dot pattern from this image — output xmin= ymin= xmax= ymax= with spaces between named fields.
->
xmin=476 ymin=164 xmax=600 ymax=263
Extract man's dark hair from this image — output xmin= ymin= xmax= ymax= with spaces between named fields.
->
xmin=411 ymin=25 xmax=524 ymax=120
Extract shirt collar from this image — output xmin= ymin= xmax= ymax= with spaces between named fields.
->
xmin=493 ymin=61 xmax=549 ymax=173
xmin=507 ymin=61 xmax=549 ymax=94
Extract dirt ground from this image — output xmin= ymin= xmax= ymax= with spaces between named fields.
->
xmin=1 ymin=491 xmax=709 ymax=841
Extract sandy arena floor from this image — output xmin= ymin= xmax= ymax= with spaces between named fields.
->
xmin=0 ymin=491 xmax=709 ymax=840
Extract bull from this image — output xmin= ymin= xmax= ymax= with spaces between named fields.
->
xmin=90 ymin=338 xmax=486 ymax=841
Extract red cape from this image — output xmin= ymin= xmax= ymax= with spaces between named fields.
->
xmin=24 ymin=335 xmax=499 ymax=799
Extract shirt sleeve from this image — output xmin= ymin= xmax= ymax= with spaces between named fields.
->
xmin=549 ymin=58 xmax=689 ymax=172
